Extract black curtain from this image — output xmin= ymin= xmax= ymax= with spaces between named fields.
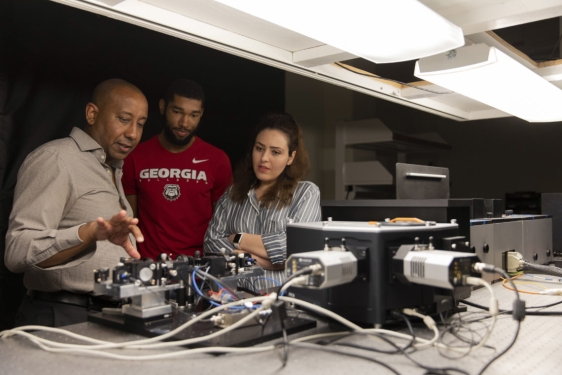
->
xmin=0 ymin=0 xmax=285 ymax=329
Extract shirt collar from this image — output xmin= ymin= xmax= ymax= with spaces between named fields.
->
xmin=69 ymin=127 xmax=123 ymax=169
xmin=247 ymin=189 xmax=261 ymax=211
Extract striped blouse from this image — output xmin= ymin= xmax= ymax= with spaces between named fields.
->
xmin=204 ymin=181 xmax=321 ymax=291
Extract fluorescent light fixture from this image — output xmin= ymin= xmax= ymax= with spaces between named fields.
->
xmin=214 ymin=0 xmax=464 ymax=64
xmin=96 ymin=0 xmax=126 ymax=5
xmin=415 ymin=44 xmax=562 ymax=122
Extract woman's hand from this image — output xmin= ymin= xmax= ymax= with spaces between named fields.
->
xmin=240 ymin=251 xmax=284 ymax=270
xmin=228 ymin=233 xmax=283 ymax=270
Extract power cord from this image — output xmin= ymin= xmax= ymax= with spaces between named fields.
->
xmin=472 ymin=263 xmax=525 ymax=375
xmin=291 ymin=341 xmax=403 ymax=375
xmin=328 ymin=328 xmax=469 ymax=375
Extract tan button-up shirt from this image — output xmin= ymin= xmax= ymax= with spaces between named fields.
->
xmin=5 ymin=127 xmax=134 ymax=293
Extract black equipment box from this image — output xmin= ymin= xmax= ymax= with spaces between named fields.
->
xmin=321 ymin=199 xmax=471 ymax=239
xmin=321 ymin=198 xmax=503 ymax=243
xmin=286 ymin=221 xmax=469 ymax=326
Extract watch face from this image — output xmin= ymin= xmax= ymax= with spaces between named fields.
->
xmin=234 ymin=233 xmax=242 ymax=245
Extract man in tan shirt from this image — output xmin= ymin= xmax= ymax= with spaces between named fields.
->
xmin=5 ymin=79 xmax=147 ymax=327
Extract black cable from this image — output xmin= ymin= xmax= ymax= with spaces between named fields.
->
xmin=477 ymin=321 xmax=520 ymax=375
xmin=369 ymin=331 xmax=469 ymax=375
xmin=333 ymin=331 xmax=469 ymax=375
xmin=525 ymin=311 xmax=562 ymax=316
xmin=309 ymin=313 xmax=466 ymax=374
xmin=321 ymin=331 xmax=404 ymax=355
xmin=236 ymin=278 xmax=259 ymax=295
xmin=334 ymin=62 xmax=454 ymax=95
xmin=525 ymin=299 xmax=562 ymax=309
xmin=291 ymin=342 xmax=403 ymax=375
xmin=280 ymin=320 xmax=289 ymax=367
xmin=336 ymin=341 xmax=406 ymax=356
xmin=473 ymin=265 xmax=525 ymax=375
xmin=460 ymin=299 xmax=562 ymax=316
xmin=394 ymin=312 xmax=416 ymax=352
xmin=440 ymin=312 xmax=479 ymax=347
xmin=259 ymin=311 xmax=272 ymax=330
xmin=437 ymin=311 xmax=496 ymax=360
xmin=460 ymin=300 xmax=504 ymax=313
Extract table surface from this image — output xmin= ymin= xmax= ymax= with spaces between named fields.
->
xmin=1 ymin=280 xmax=561 ymax=375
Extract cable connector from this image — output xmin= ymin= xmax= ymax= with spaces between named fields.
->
xmin=402 ymin=308 xmax=436 ymax=330
xmin=308 ymin=264 xmax=323 ymax=273
xmin=286 ymin=251 xmax=357 ymax=289
xmin=423 ymin=315 xmax=436 ymax=330
xmin=506 ymin=252 xmax=524 ymax=273
xmin=402 ymin=308 xmax=416 ymax=316
xmin=472 ymin=262 xmax=495 ymax=274
xmin=270 ymin=299 xmax=287 ymax=322
xmin=463 ymin=276 xmax=483 ymax=287
xmin=512 ymin=299 xmax=526 ymax=322
xmin=489 ymin=298 xmax=499 ymax=317
xmin=280 ymin=276 xmax=308 ymax=295
xmin=540 ymin=288 xmax=562 ymax=295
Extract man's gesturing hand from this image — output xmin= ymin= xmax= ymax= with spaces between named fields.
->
xmin=94 ymin=210 xmax=144 ymax=259
xmin=38 ymin=211 xmax=144 ymax=268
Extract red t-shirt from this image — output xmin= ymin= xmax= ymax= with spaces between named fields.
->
xmin=122 ymin=136 xmax=232 ymax=260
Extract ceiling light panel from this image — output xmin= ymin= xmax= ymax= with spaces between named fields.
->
xmin=415 ymin=44 xmax=562 ymax=122
xmin=215 ymin=0 xmax=464 ymax=63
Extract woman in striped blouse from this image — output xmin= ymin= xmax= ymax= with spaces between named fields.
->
xmin=204 ymin=112 xmax=321 ymax=290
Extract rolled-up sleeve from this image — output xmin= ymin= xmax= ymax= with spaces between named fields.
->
xmin=5 ymin=149 xmax=84 ymax=273
xmin=261 ymin=231 xmax=286 ymax=264
xmin=262 ymin=182 xmax=321 ymax=264
xmin=204 ymin=193 xmax=235 ymax=254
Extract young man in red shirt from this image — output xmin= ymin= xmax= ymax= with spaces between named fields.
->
xmin=123 ymin=79 xmax=232 ymax=260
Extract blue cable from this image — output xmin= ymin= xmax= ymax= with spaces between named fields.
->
xmin=524 ymin=273 xmax=562 ymax=283
xmin=192 ymin=267 xmax=221 ymax=307
xmin=195 ymin=268 xmax=239 ymax=302
xmin=191 ymin=268 xmax=256 ymax=310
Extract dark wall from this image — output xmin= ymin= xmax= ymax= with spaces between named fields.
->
xmin=369 ymin=95 xmax=562 ymax=199
xmin=0 ymin=0 xmax=285 ymax=329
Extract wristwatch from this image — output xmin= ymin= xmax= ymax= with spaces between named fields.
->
xmin=233 ymin=233 xmax=244 ymax=250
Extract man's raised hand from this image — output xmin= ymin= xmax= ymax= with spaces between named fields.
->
xmin=95 ymin=210 xmax=144 ymax=259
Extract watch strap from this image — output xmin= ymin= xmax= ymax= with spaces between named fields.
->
xmin=233 ymin=233 xmax=244 ymax=249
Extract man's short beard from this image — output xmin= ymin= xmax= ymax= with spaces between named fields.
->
xmin=162 ymin=120 xmax=198 ymax=146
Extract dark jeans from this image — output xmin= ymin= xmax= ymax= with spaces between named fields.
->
xmin=15 ymin=294 xmax=89 ymax=327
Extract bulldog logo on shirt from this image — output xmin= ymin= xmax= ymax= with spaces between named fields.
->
xmin=163 ymin=184 xmax=181 ymax=201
